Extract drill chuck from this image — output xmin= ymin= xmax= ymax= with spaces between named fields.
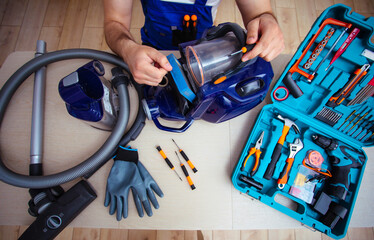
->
xmin=312 ymin=134 xmax=338 ymax=151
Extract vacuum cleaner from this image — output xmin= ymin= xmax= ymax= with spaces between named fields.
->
xmin=58 ymin=60 xmax=119 ymax=131
xmin=142 ymin=22 xmax=274 ymax=132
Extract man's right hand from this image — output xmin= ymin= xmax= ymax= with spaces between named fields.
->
xmin=122 ymin=42 xmax=173 ymax=86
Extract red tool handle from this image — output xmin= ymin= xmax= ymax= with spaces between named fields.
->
xmin=329 ymin=28 xmax=360 ymax=66
xmin=368 ymin=76 xmax=374 ymax=86
xmin=289 ymin=18 xmax=352 ymax=80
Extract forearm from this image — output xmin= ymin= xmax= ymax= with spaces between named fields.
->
xmin=104 ymin=21 xmax=137 ymax=61
xmin=235 ymin=0 xmax=274 ymax=27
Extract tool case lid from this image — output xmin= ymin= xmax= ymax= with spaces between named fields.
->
xmin=270 ymin=4 xmax=374 ymax=148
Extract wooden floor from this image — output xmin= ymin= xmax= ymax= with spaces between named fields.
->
xmin=0 ymin=0 xmax=374 ymax=239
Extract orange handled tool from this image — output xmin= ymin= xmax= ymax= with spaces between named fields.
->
xmin=241 ymin=131 xmax=264 ymax=176
xmin=214 ymin=44 xmax=256 ymax=85
xmin=229 ymin=44 xmax=255 ymax=57
xmin=263 ymin=115 xmax=300 ymax=180
xmin=278 ymin=138 xmax=303 ymax=189
xmin=326 ymin=64 xmax=370 ymax=108
xmin=172 ymin=139 xmax=197 ymax=173
xmin=190 ymin=14 xmax=198 ymax=38
xmin=191 ymin=14 xmax=197 ymax=27
xmin=175 ymin=152 xmax=196 ymax=190
xmin=288 ymin=18 xmax=352 ymax=81
xmin=156 ymin=146 xmax=182 ymax=181
xmin=183 ymin=15 xmax=190 ymax=28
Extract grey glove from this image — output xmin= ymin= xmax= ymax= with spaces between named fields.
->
xmin=137 ymin=161 xmax=164 ymax=210
xmin=104 ymin=146 xmax=163 ymax=220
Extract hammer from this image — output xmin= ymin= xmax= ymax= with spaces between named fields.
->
xmin=264 ymin=115 xmax=300 ymax=180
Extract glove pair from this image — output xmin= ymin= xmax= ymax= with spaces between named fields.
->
xmin=104 ymin=146 xmax=163 ymax=221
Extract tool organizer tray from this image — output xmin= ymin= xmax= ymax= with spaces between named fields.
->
xmin=232 ymin=4 xmax=374 ymax=239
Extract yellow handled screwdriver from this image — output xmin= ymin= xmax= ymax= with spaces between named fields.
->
xmin=175 ymin=152 xmax=196 ymax=190
xmin=229 ymin=44 xmax=255 ymax=57
xmin=156 ymin=146 xmax=182 ymax=181
xmin=172 ymin=139 xmax=198 ymax=173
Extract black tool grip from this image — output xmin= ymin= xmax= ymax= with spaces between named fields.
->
xmin=283 ymin=72 xmax=303 ymax=98
xmin=239 ymin=174 xmax=263 ymax=190
xmin=181 ymin=164 xmax=189 ymax=177
xmin=180 ymin=151 xmax=189 ymax=161
xmin=263 ymin=143 xmax=283 ymax=180
xmin=180 ymin=151 xmax=198 ymax=173
xmin=164 ymin=158 xmax=174 ymax=169
xmin=278 ymin=161 xmax=289 ymax=180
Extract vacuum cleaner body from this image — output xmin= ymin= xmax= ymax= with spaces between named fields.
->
xmin=143 ymin=23 xmax=274 ymax=132
xmin=58 ymin=60 xmax=119 ymax=131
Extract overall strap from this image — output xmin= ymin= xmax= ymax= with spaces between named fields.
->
xmin=194 ymin=0 xmax=208 ymax=7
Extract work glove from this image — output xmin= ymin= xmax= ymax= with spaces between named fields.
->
xmin=104 ymin=146 xmax=163 ymax=220
xmin=137 ymin=161 xmax=164 ymax=210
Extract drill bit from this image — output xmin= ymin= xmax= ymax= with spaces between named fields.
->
xmin=346 ymin=110 xmax=370 ymax=134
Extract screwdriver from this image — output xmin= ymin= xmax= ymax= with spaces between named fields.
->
xmin=156 ymin=146 xmax=182 ymax=181
xmin=172 ymin=139 xmax=197 ymax=173
xmin=229 ymin=44 xmax=255 ymax=57
xmin=183 ymin=14 xmax=190 ymax=29
xmin=175 ymin=152 xmax=196 ymax=190
xmin=325 ymin=28 xmax=360 ymax=71
xmin=191 ymin=14 xmax=197 ymax=34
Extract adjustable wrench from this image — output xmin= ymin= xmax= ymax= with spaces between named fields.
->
xmin=278 ymin=138 xmax=303 ymax=189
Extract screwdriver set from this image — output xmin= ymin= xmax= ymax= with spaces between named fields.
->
xmin=232 ymin=4 xmax=373 ymax=239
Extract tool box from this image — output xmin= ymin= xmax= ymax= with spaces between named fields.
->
xmin=232 ymin=4 xmax=374 ymax=239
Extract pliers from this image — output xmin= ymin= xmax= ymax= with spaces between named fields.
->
xmin=241 ymin=131 xmax=264 ymax=176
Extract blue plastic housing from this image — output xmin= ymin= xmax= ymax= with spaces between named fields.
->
xmin=143 ymin=55 xmax=273 ymax=132
xmin=58 ymin=61 xmax=105 ymax=122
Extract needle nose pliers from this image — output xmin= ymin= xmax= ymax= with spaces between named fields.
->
xmin=241 ymin=131 xmax=264 ymax=176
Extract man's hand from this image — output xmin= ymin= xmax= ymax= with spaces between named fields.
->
xmin=122 ymin=42 xmax=173 ymax=86
xmin=242 ymin=13 xmax=284 ymax=62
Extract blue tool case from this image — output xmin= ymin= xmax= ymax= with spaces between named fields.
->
xmin=232 ymin=4 xmax=374 ymax=239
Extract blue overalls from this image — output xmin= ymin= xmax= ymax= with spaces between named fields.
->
xmin=140 ymin=0 xmax=214 ymax=50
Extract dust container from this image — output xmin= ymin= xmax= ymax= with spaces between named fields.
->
xmin=186 ymin=33 xmax=242 ymax=86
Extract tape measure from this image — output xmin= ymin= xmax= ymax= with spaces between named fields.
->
xmin=306 ymin=150 xmax=324 ymax=168
xmin=302 ymin=150 xmax=332 ymax=178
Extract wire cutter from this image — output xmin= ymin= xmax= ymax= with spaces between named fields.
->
xmin=241 ymin=131 xmax=264 ymax=176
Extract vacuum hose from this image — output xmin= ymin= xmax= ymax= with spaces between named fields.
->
xmin=0 ymin=49 xmax=145 ymax=188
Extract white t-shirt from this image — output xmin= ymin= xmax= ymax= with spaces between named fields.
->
xmin=160 ymin=0 xmax=222 ymax=20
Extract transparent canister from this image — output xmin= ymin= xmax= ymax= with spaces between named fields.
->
xmin=186 ymin=33 xmax=242 ymax=86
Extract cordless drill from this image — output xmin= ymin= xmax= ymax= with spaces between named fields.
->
xmin=312 ymin=134 xmax=365 ymax=229
xmin=312 ymin=134 xmax=365 ymax=201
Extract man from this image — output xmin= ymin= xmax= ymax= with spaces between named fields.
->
xmin=103 ymin=0 xmax=284 ymax=86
